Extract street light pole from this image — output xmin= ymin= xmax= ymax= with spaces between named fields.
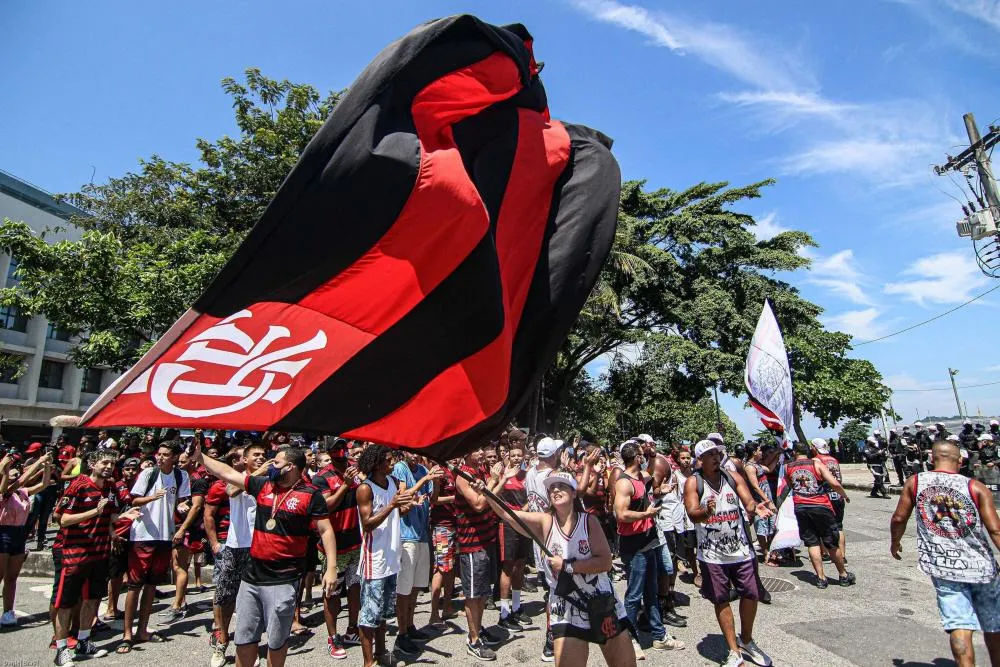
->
xmin=949 ymin=368 xmax=964 ymax=419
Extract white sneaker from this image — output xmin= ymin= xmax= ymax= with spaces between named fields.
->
xmin=210 ymin=643 xmax=228 ymax=667
xmin=737 ymin=638 xmax=773 ymax=666
xmin=722 ymin=650 xmax=746 ymax=667
xmin=0 ymin=610 xmax=16 ymax=626
xmin=631 ymin=639 xmax=646 ymax=661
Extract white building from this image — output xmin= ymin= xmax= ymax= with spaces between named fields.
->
xmin=0 ymin=170 xmax=116 ymax=442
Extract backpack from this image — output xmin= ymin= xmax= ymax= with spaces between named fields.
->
xmin=142 ymin=467 xmax=183 ymax=498
xmin=694 ymin=468 xmax=741 ymax=500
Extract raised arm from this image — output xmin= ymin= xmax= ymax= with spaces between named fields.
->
xmin=194 ymin=443 xmax=246 ymax=490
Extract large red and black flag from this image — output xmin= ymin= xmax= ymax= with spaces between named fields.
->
xmin=80 ymin=15 xmax=620 ymax=460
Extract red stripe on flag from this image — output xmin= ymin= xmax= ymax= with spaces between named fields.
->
xmin=298 ymin=51 xmax=523 ymax=335
xmin=346 ymin=111 xmax=570 ymax=446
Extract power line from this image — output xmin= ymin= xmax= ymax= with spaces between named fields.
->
xmin=893 ymin=380 xmax=1000 ymax=393
xmin=854 ymin=283 xmax=1000 ymax=346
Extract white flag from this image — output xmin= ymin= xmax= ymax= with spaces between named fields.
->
xmin=744 ymin=300 xmax=794 ymax=440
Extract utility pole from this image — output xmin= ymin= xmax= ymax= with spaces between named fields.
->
xmin=949 ymin=368 xmax=964 ymax=419
xmin=964 ymin=114 xmax=1000 ymax=211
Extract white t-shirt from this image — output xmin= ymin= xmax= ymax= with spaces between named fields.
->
xmin=357 ymin=477 xmax=401 ymax=580
xmin=129 ymin=467 xmax=191 ymax=542
xmin=225 ymin=490 xmax=257 ymax=549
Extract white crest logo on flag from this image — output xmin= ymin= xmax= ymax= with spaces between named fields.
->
xmin=124 ymin=310 xmax=327 ymax=418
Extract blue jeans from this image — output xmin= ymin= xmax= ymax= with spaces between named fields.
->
xmin=622 ymin=548 xmax=665 ymax=641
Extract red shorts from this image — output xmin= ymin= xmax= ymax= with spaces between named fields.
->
xmin=127 ymin=541 xmax=172 ymax=590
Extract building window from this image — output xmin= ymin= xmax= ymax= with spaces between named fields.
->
xmin=0 ymin=306 xmax=28 ymax=333
xmin=81 ymin=368 xmax=102 ymax=394
xmin=38 ymin=360 xmax=65 ymax=390
xmin=6 ymin=256 xmax=18 ymax=281
xmin=46 ymin=322 xmax=72 ymax=341
xmin=0 ymin=362 xmax=19 ymax=385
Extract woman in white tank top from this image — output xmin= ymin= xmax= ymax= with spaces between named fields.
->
xmin=477 ymin=470 xmax=634 ymax=667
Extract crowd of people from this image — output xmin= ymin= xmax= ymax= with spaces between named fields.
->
xmin=0 ymin=424 xmax=905 ymax=667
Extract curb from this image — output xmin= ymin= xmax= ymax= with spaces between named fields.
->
xmin=843 ymin=481 xmax=901 ymax=497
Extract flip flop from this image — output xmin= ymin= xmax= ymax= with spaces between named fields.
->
xmin=289 ymin=627 xmax=313 ymax=637
xmin=116 ymin=640 xmax=134 ymax=654
xmin=139 ymin=632 xmax=167 ymax=643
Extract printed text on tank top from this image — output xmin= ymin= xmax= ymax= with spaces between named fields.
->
xmin=913 ymin=470 xmax=998 ymax=584
xmin=695 ymin=473 xmax=752 ymax=564
xmin=785 ymin=458 xmax=834 ymax=511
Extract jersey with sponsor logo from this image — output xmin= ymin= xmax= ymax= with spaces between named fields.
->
xmin=58 ymin=476 xmax=123 ymax=570
xmin=244 ymin=475 xmax=327 ymax=585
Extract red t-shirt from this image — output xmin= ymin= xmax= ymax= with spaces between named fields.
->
xmin=312 ymin=464 xmax=361 ymax=553
xmin=204 ymin=479 xmax=232 ymax=543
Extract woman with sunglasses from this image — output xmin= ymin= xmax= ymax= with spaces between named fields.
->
xmin=478 ymin=470 xmax=635 ymax=667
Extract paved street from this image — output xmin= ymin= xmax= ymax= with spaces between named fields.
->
xmin=0 ymin=493 xmax=988 ymax=666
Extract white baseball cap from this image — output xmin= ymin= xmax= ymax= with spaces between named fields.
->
xmin=979 ymin=434 xmax=993 ymax=442
xmin=915 ymin=421 xmax=923 ymax=427
xmin=636 ymin=433 xmax=656 ymax=445
xmin=946 ymin=434 xmax=960 ymax=442
xmin=810 ymin=438 xmax=829 ymax=454
xmin=866 ymin=436 xmax=877 ymax=444
xmin=694 ymin=440 xmax=723 ymax=459
xmin=542 ymin=471 xmax=578 ymax=493
xmin=536 ymin=437 xmax=561 ymax=457
xmin=992 ymin=420 xmax=999 ymax=427
xmin=928 ymin=425 xmax=939 ymax=433
xmin=706 ymin=432 xmax=725 ymax=445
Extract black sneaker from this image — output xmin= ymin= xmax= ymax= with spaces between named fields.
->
xmin=480 ymin=627 xmax=502 ymax=647
xmin=839 ymin=572 xmax=857 ymax=587
xmin=541 ymin=632 xmax=554 ymax=663
xmin=75 ymin=639 xmax=108 ymax=658
xmin=511 ymin=610 xmax=533 ymax=627
xmin=467 ymin=639 xmax=497 ymax=661
xmin=662 ymin=610 xmax=687 ymax=628
xmin=760 ymin=589 xmax=772 ymax=605
xmin=815 ymin=578 xmax=829 ymax=589
xmin=394 ymin=635 xmax=420 ymax=656
xmin=485 ymin=598 xmax=497 ymax=611
xmin=521 ymin=581 xmax=538 ymax=593
xmin=498 ymin=616 xmax=522 ymax=632
xmin=407 ymin=625 xmax=431 ymax=642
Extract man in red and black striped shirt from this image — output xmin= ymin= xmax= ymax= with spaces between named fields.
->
xmin=454 ymin=446 xmax=503 ymax=660
xmin=52 ymin=450 xmax=140 ymax=665
xmin=312 ymin=438 xmax=364 ymax=658
xmin=196 ymin=443 xmax=337 ymax=667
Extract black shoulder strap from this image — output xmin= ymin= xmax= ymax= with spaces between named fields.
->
xmin=142 ymin=468 xmax=157 ymax=498
xmin=174 ymin=469 xmax=183 ymax=492
xmin=695 ymin=471 xmax=704 ymax=498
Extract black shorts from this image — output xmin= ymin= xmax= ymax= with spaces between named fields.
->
xmin=795 ymin=506 xmax=840 ymax=550
xmin=499 ymin=524 xmax=531 ymax=562
xmin=108 ymin=544 xmax=130 ymax=579
xmin=831 ymin=498 xmax=846 ymax=530
xmin=0 ymin=525 xmax=27 ymax=555
xmin=306 ymin=535 xmax=320 ymax=573
xmin=459 ymin=547 xmax=497 ymax=600
xmin=50 ymin=548 xmax=63 ymax=605
xmin=54 ymin=560 xmax=110 ymax=609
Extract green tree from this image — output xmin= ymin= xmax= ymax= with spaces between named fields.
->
xmin=541 ymin=179 xmax=892 ymax=440
xmin=0 ymin=70 xmax=341 ymax=371
xmin=838 ymin=418 xmax=870 ymax=448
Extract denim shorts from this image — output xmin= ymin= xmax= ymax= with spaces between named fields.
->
xmin=933 ymin=577 xmax=1000 ymax=633
xmin=359 ymin=574 xmax=397 ymax=629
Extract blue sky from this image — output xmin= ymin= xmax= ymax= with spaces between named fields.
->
xmin=4 ymin=0 xmax=1000 ymax=439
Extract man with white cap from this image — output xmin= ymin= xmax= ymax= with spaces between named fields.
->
xmin=811 ymin=439 xmax=848 ymax=561
xmin=684 ymin=440 xmax=772 ymax=667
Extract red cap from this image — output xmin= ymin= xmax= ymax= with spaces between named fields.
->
xmin=25 ymin=442 xmax=43 ymax=454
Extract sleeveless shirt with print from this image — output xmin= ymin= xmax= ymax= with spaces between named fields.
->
xmin=695 ymin=473 xmax=753 ymax=565
xmin=914 ymin=471 xmax=998 ymax=584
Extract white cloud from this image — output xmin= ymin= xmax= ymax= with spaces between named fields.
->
xmin=570 ymin=0 xmax=957 ymax=186
xmin=822 ymin=307 xmax=889 ymax=340
xmin=884 ymin=251 xmax=990 ymax=306
xmin=570 ymin=0 xmax=812 ymax=92
xmin=751 ymin=211 xmax=788 ymax=241
xmin=808 ymin=249 xmax=875 ymax=306
xmin=943 ymin=0 xmax=1000 ymax=31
